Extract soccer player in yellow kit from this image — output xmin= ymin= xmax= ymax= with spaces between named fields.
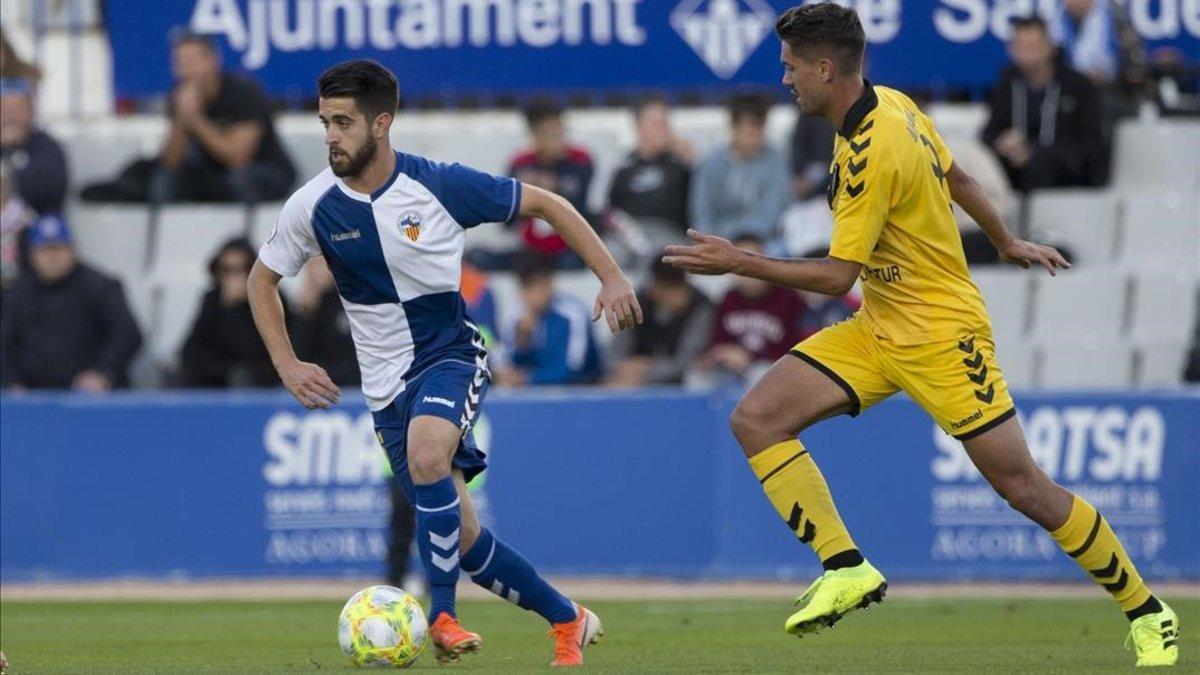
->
xmin=664 ymin=4 xmax=1178 ymax=667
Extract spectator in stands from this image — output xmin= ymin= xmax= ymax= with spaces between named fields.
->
xmin=153 ymin=30 xmax=295 ymax=205
xmin=0 ymin=215 xmax=142 ymax=391
xmin=793 ymin=247 xmax=861 ymax=340
xmin=982 ymin=16 xmax=1106 ymax=192
xmin=791 ymin=111 xmax=834 ymax=202
xmin=0 ymin=160 xmax=33 ymax=290
xmin=0 ymin=78 xmax=69 ymax=216
xmin=690 ymin=94 xmax=790 ymax=248
xmin=179 ymin=237 xmax=281 ymax=388
xmin=508 ymin=100 xmax=595 ymax=269
xmin=294 ymin=257 xmax=359 ymax=386
xmin=608 ymin=95 xmax=694 ymax=238
xmin=461 ymin=261 xmax=500 ymax=341
xmin=689 ymin=234 xmax=804 ymax=387
xmin=1051 ymin=0 xmax=1146 ymax=98
xmin=495 ymin=253 xmax=600 ymax=386
xmin=606 ymin=258 xmax=713 ymax=387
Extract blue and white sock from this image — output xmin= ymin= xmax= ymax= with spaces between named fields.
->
xmin=414 ymin=477 xmax=461 ymax=621
xmin=460 ymin=527 xmax=576 ymax=625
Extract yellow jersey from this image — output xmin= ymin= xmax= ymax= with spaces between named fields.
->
xmin=827 ymin=83 xmax=990 ymax=345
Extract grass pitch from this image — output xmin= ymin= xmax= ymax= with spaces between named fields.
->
xmin=0 ymin=596 xmax=1194 ymax=672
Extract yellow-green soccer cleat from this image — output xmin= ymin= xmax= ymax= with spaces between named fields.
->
xmin=1126 ymin=601 xmax=1180 ymax=667
xmin=785 ymin=560 xmax=888 ymax=636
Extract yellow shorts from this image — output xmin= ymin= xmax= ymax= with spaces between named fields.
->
xmin=793 ymin=314 xmax=1016 ymax=440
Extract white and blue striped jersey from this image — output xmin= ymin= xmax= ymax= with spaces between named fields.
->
xmin=259 ymin=151 xmax=521 ymax=411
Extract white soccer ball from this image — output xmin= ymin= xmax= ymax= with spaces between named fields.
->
xmin=337 ymin=585 xmax=428 ymax=668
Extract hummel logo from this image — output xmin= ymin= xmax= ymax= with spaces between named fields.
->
xmin=671 ymin=0 xmax=776 ymax=79
xmin=331 ymin=230 xmax=361 ymax=242
xmin=422 ymin=396 xmax=455 ymax=408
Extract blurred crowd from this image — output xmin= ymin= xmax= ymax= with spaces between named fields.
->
xmin=3 ymin=1 xmax=1200 ymax=394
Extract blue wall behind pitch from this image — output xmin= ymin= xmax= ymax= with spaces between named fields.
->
xmin=2 ymin=390 xmax=1197 ymax=582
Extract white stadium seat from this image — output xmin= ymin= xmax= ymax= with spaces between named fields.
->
xmin=1030 ymin=270 xmax=1127 ymax=341
xmin=62 ymin=132 xmax=152 ymax=190
xmin=992 ymin=334 xmax=1037 ymax=392
xmin=1129 ymin=273 xmax=1198 ymax=344
xmin=1038 ymin=340 xmax=1133 ymax=389
xmin=68 ymin=203 xmax=151 ymax=282
xmin=970 ymin=269 xmax=1031 ymax=345
xmin=1117 ymin=192 xmax=1200 ymax=274
xmin=150 ymin=278 xmax=207 ymax=366
xmin=1134 ymin=341 xmax=1189 ymax=388
xmin=279 ymin=132 xmax=330 ymax=186
xmin=1026 ymin=189 xmax=1118 ymax=265
xmin=1112 ymin=120 xmax=1200 ymax=192
xmin=151 ymin=205 xmax=249 ymax=279
xmin=249 ymin=202 xmax=287 ymax=248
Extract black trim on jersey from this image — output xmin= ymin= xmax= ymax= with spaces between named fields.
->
xmin=789 ymin=350 xmax=861 ymax=417
xmin=952 ymin=407 xmax=1016 ymax=441
xmin=839 ymin=80 xmax=879 ymax=139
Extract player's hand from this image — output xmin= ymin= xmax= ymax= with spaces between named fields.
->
xmin=593 ymin=274 xmax=642 ymax=334
xmin=999 ymin=238 xmax=1071 ymax=276
xmin=277 ymin=359 xmax=340 ymax=409
xmin=662 ymin=229 xmax=744 ymax=276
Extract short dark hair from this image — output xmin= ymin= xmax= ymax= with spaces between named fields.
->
xmin=728 ymin=93 xmax=770 ymax=126
xmin=523 ymin=98 xmax=563 ymax=129
xmin=732 ymin=232 xmax=765 ymax=249
xmin=317 ymin=59 xmax=399 ymax=123
xmin=651 ymin=257 xmax=686 ymax=286
xmin=775 ymin=3 xmax=866 ymax=74
xmin=632 ymin=93 xmax=670 ymax=121
xmin=515 ymin=251 xmax=556 ymax=285
xmin=1010 ymin=15 xmax=1049 ymax=34
xmin=169 ymin=27 xmax=217 ymax=53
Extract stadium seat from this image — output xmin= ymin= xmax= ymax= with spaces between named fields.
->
xmin=150 ymin=205 xmax=250 ymax=280
xmin=62 ymin=131 xmax=152 ymax=190
xmin=249 ymin=202 xmax=286 ymax=247
xmin=150 ymin=278 xmax=207 ymax=366
xmin=1029 ymin=270 xmax=1127 ymax=341
xmin=1112 ymin=120 xmax=1200 ymax=192
xmin=1116 ymin=192 xmax=1200 ymax=274
xmin=1134 ymin=341 xmax=1189 ymax=388
xmin=1026 ymin=189 xmax=1118 ymax=265
xmin=1037 ymin=340 xmax=1134 ymax=389
xmin=1128 ymin=273 xmax=1199 ymax=344
xmin=67 ymin=202 xmax=152 ymax=282
xmin=993 ymin=334 xmax=1037 ymax=392
xmin=279 ymin=132 xmax=329 ymax=185
xmin=687 ymin=274 xmax=735 ymax=304
xmin=970 ymin=269 xmax=1031 ymax=345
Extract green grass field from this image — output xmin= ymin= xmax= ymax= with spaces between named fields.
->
xmin=0 ymin=597 xmax=1194 ymax=672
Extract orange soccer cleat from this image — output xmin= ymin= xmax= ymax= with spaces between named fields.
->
xmin=548 ymin=603 xmax=605 ymax=667
xmin=429 ymin=612 xmax=482 ymax=665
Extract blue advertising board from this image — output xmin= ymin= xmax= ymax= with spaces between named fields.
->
xmin=106 ymin=1 xmax=1200 ymax=100
xmin=1 ymin=389 xmax=1197 ymax=582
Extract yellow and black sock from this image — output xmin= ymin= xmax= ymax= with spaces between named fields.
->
xmin=749 ymin=439 xmax=861 ymax=569
xmin=1051 ymin=495 xmax=1158 ymax=618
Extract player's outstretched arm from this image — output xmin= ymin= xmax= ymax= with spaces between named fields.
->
xmin=945 ymin=163 xmax=1071 ymax=276
xmin=518 ymin=183 xmax=642 ymax=334
xmin=247 ymin=260 xmax=340 ymax=409
xmin=663 ymin=230 xmax=861 ymax=296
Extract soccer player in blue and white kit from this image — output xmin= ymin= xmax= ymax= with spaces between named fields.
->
xmin=248 ymin=60 xmax=642 ymax=667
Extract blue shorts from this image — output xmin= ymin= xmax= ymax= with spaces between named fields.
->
xmin=373 ymin=359 xmax=489 ymax=502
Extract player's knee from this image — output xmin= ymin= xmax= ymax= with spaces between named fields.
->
xmin=994 ymin=470 xmax=1043 ymax=517
xmin=407 ymin=445 xmax=451 ymax=483
xmin=730 ymin=396 xmax=784 ymax=449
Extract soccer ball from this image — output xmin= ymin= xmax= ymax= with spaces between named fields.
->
xmin=337 ymin=585 xmax=428 ymax=668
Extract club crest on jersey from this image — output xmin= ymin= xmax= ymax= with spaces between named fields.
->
xmin=399 ymin=211 xmax=422 ymax=242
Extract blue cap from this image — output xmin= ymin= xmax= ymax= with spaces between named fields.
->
xmin=27 ymin=214 xmax=73 ymax=248
xmin=0 ymin=78 xmax=33 ymax=95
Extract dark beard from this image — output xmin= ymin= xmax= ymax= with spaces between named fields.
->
xmin=330 ymin=135 xmax=377 ymax=178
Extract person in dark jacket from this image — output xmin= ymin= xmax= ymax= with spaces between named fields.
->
xmin=0 ymin=78 xmax=68 ymax=215
xmin=294 ymin=256 xmax=360 ymax=386
xmin=0 ymin=215 xmax=142 ymax=390
xmin=179 ymin=237 xmax=282 ymax=388
xmin=608 ymin=95 xmax=693 ymax=235
xmin=153 ymin=31 xmax=295 ymax=204
xmin=981 ymin=16 xmax=1107 ymax=192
